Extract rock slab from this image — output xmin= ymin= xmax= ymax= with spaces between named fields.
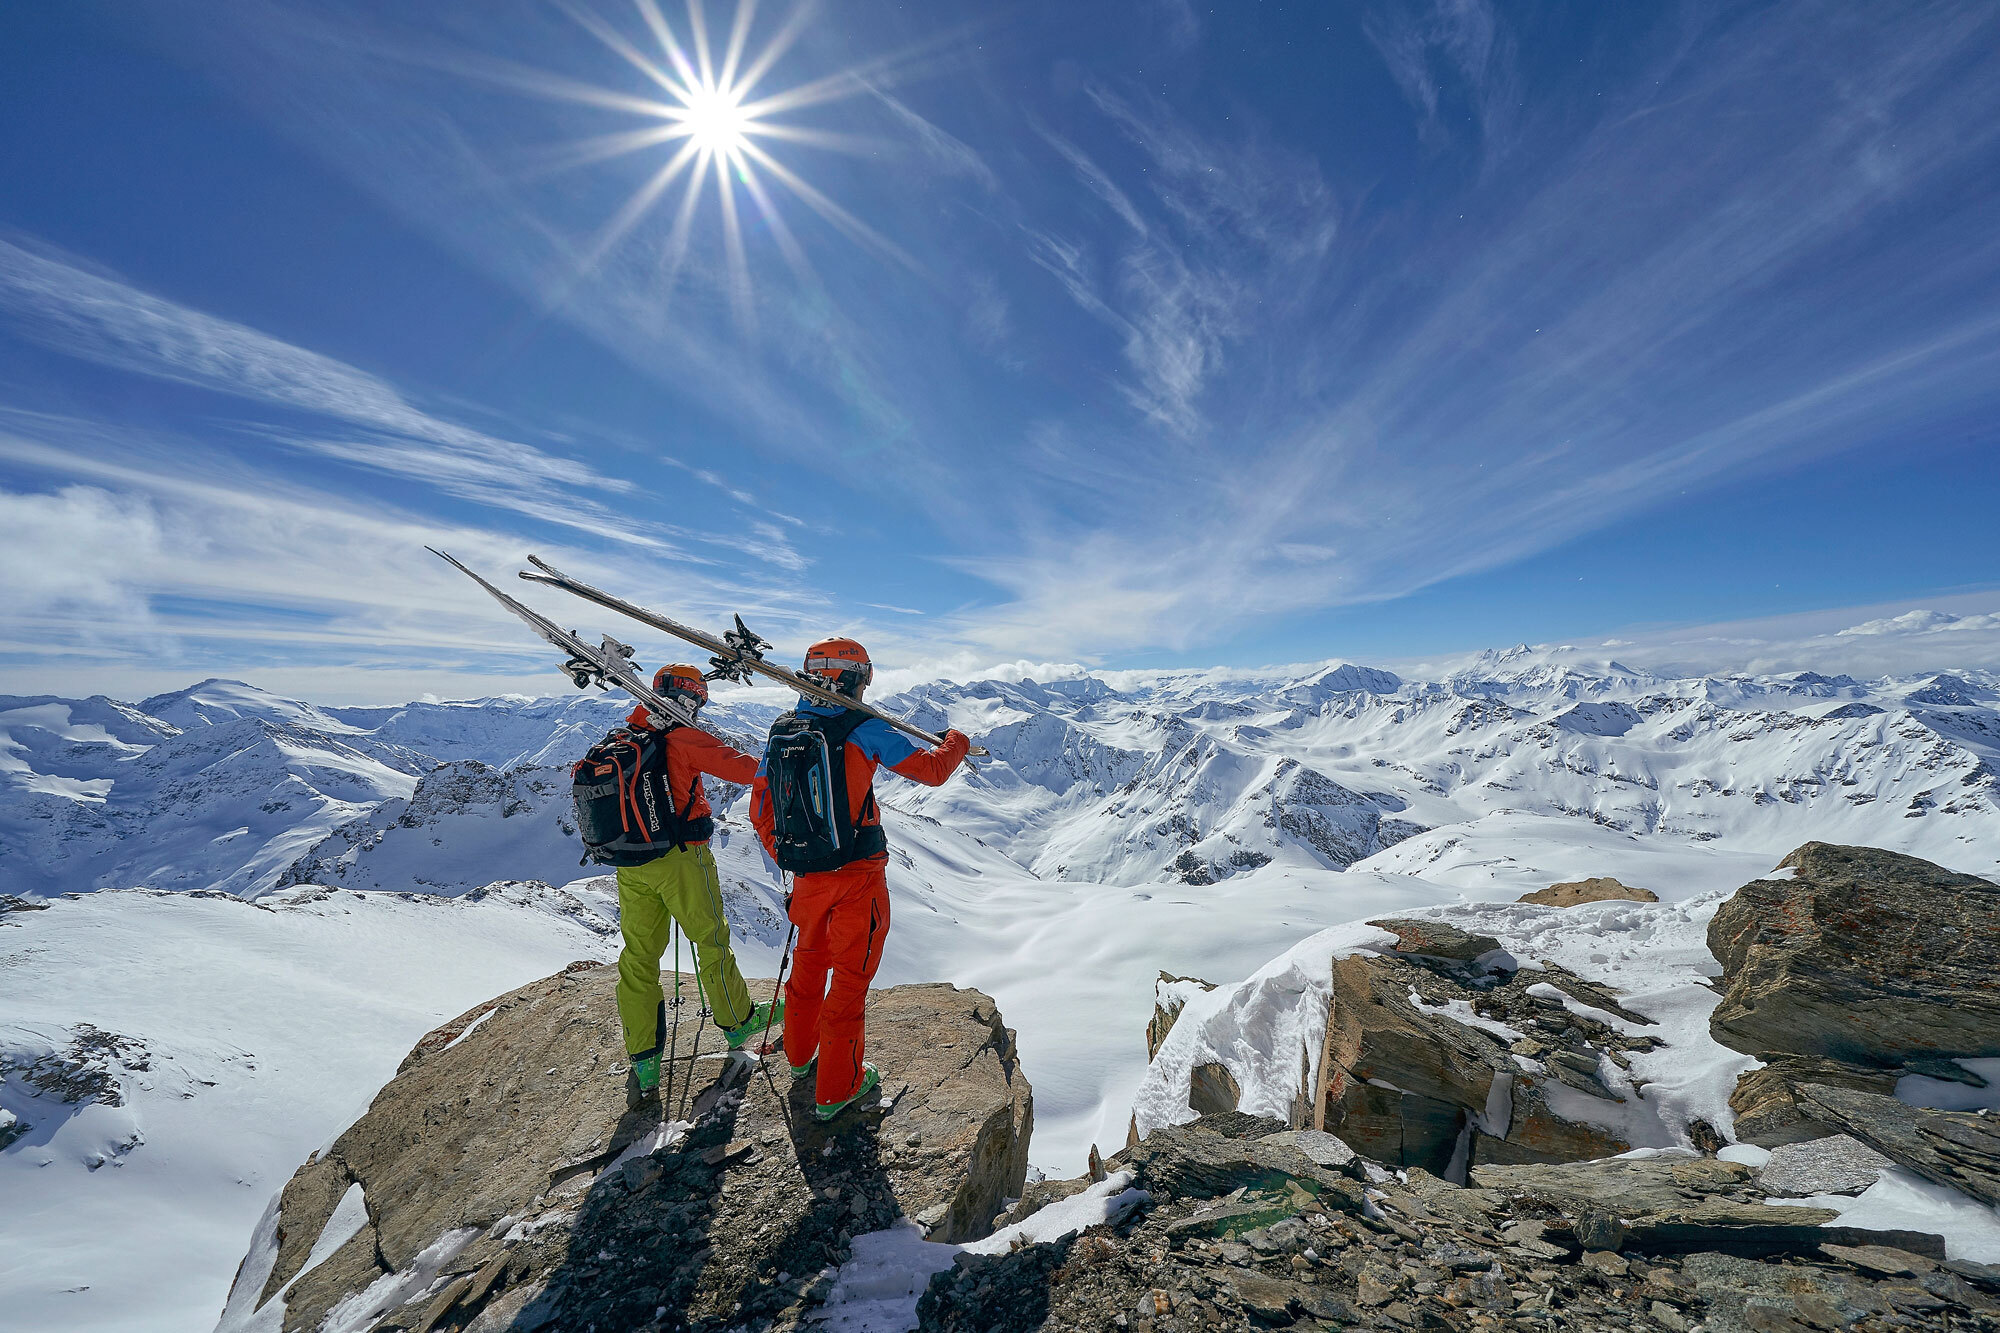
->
xmin=219 ymin=965 xmax=1031 ymax=1333
xmin=1314 ymin=952 xmax=1636 ymax=1175
xmin=1707 ymin=842 xmax=2000 ymax=1066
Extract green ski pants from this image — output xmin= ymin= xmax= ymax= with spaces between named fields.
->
xmin=615 ymin=845 xmax=753 ymax=1058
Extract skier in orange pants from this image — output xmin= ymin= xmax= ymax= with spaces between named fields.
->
xmin=751 ymin=637 xmax=969 ymax=1121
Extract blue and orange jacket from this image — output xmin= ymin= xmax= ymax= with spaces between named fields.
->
xmin=749 ymin=700 xmax=970 ymax=863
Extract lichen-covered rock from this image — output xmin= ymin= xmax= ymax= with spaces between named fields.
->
xmin=1707 ymin=843 xmax=2000 ymax=1067
xmin=218 ymin=966 xmax=1031 ymax=1333
xmin=1759 ymin=1134 xmax=1897 ymax=1197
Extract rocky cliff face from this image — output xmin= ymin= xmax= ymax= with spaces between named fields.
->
xmin=218 ymin=966 xmax=1030 ymax=1333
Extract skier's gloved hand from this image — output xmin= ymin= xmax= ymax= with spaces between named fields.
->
xmin=941 ymin=729 xmax=971 ymax=757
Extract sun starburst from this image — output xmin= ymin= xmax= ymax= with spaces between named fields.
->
xmin=478 ymin=0 xmax=924 ymax=333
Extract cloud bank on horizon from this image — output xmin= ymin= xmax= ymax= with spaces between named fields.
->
xmin=1 ymin=0 xmax=1997 ymax=703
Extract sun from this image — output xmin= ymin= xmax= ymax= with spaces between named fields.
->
xmin=480 ymin=0 xmax=923 ymax=331
xmin=676 ymin=84 xmax=753 ymax=155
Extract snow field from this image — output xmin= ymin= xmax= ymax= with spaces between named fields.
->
xmin=0 ymin=885 xmax=621 ymax=1333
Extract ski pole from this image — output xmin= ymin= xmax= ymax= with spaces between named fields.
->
xmin=679 ymin=950 xmax=712 ymax=1123
xmin=758 ymin=891 xmax=797 ymax=1060
xmin=663 ymin=921 xmax=684 ymax=1114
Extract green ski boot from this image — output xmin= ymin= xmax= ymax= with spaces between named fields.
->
xmin=626 ymin=1053 xmax=661 ymax=1111
xmin=814 ymin=1063 xmax=881 ymax=1123
xmin=723 ymin=999 xmax=783 ymax=1052
xmin=790 ymin=1054 xmax=817 ymax=1080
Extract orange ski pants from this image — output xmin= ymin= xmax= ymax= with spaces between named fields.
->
xmin=783 ymin=857 xmax=890 ymax=1105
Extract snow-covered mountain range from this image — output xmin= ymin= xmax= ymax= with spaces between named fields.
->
xmin=6 ymin=652 xmax=1996 ymax=902
xmin=5 ymin=646 xmax=2000 ymax=1330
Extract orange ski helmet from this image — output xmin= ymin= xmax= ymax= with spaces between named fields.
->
xmin=653 ymin=663 xmax=710 ymax=710
xmin=802 ymin=637 xmax=872 ymax=699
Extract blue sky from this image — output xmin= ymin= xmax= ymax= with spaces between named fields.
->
xmin=2 ymin=0 xmax=1998 ymax=703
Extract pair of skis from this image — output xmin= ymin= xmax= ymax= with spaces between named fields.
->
xmin=431 ymin=549 xmax=984 ymax=756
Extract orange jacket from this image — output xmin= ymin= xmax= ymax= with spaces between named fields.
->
xmin=625 ymin=705 xmax=759 ymax=831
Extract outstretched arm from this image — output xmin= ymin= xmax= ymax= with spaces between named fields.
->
xmin=679 ymin=726 xmax=760 ymax=784
xmin=854 ymin=719 xmax=971 ymax=788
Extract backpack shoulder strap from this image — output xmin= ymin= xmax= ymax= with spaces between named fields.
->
xmin=816 ymin=708 xmax=873 ymax=749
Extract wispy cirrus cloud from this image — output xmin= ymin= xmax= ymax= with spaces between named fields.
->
xmin=0 ymin=237 xmax=805 ymax=570
xmin=0 ymin=415 xmax=833 ymax=702
xmin=871 ymin=86 xmax=999 ymax=193
xmin=971 ymin=1 xmax=2000 ymax=656
xmin=0 ymin=238 xmax=608 ymax=492
xmin=1021 ymin=88 xmax=1337 ymax=436
xmin=1364 ymin=0 xmax=1517 ymax=153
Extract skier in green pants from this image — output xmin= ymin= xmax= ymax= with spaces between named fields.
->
xmin=595 ymin=665 xmax=778 ymax=1109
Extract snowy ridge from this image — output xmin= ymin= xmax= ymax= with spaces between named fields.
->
xmin=5 ymin=655 xmax=1997 ymax=902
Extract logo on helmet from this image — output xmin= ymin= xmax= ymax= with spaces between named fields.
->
xmin=802 ymin=637 xmax=872 ymax=699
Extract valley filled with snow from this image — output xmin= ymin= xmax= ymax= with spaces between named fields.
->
xmin=4 ymin=639 xmax=1999 ymax=1331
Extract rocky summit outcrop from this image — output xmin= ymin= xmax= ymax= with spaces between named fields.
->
xmin=1707 ymin=842 xmax=2000 ymax=1067
xmin=1705 ymin=843 xmax=2000 ymax=1215
xmin=219 ymin=964 xmax=1030 ymax=1333
xmin=1311 ymin=922 xmax=1660 ymax=1176
xmin=1518 ymin=876 xmax=1659 ymax=907
xmin=919 ymin=1113 xmax=2000 ymax=1333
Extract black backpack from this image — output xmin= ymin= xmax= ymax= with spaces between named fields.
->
xmin=570 ymin=726 xmax=712 ymax=866
xmin=763 ymin=709 xmax=888 ymax=874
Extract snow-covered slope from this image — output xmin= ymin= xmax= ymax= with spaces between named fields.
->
xmin=0 ymin=883 xmax=624 ymax=1333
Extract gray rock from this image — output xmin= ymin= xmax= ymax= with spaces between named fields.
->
xmin=1188 ymin=1109 xmax=1290 ymax=1140
xmin=1681 ymin=1251 xmax=1909 ymax=1329
xmin=1468 ymin=1158 xmax=1944 ymax=1260
xmin=1758 ymin=1134 xmax=1895 ymax=1196
xmin=1113 ymin=1120 xmax=1364 ymax=1213
xmin=1726 ymin=1057 xmax=1898 ymax=1147
xmin=1367 ymin=917 xmax=1503 ymax=962
xmin=1470 ymin=1155 xmax=1758 ymax=1217
xmin=1944 ymin=1257 xmax=2000 ymax=1291
xmin=1792 ymin=1081 xmax=2000 ymax=1207
xmin=1261 ymin=1127 xmax=1358 ymax=1171
xmin=1707 ymin=842 xmax=2000 ymax=1067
